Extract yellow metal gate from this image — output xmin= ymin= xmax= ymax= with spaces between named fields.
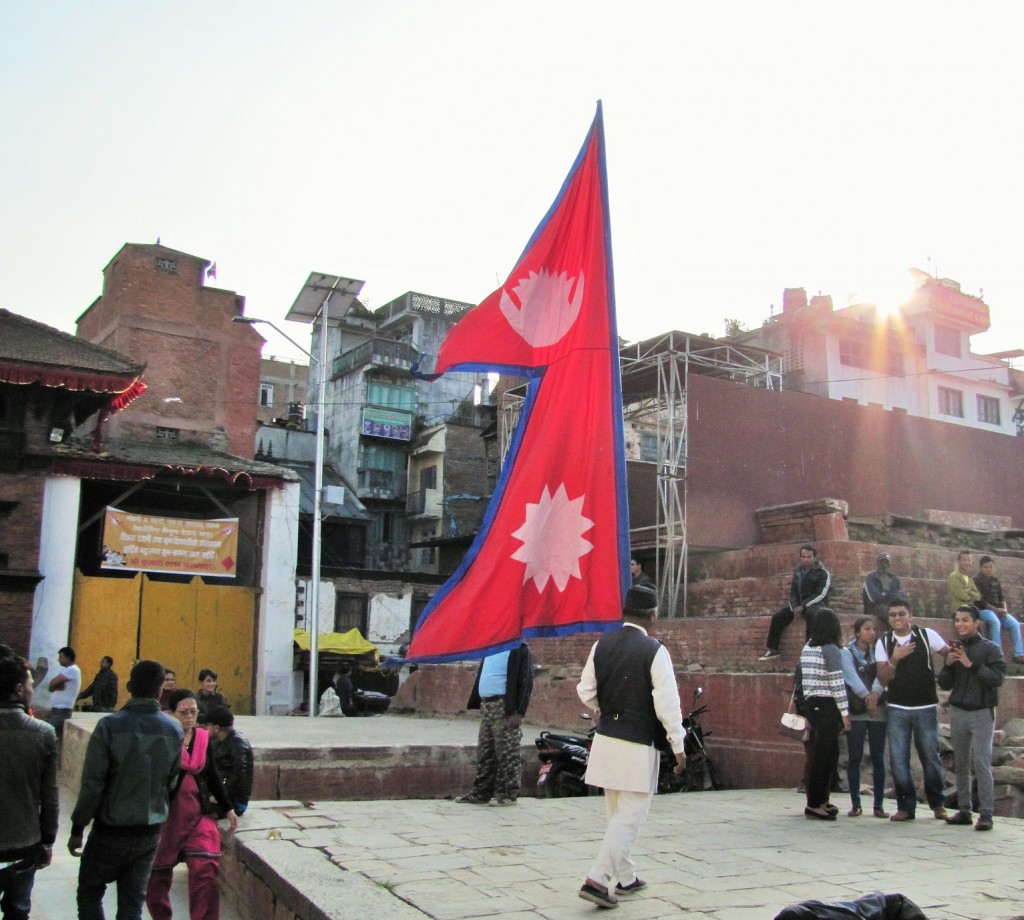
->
xmin=70 ymin=570 xmax=256 ymax=714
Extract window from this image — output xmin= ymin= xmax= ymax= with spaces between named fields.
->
xmin=259 ymin=383 xmax=274 ymax=407
xmin=366 ymin=380 xmax=416 ymax=411
xmin=156 ymin=426 xmax=179 ymax=440
xmin=419 ymin=546 xmax=436 ymax=565
xmin=934 ymin=324 xmax=961 ymax=357
xmin=839 ymin=339 xmax=870 ymax=369
xmin=640 ymin=432 xmax=658 ymax=462
xmin=977 ymin=395 xmax=1001 ymax=426
xmin=419 ymin=465 xmax=437 ymax=490
xmin=335 ymin=592 xmax=368 ymax=636
xmin=938 ymin=387 xmax=964 ymax=418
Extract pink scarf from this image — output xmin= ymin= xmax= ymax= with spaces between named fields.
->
xmin=181 ymin=726 xmax=210 ymax=774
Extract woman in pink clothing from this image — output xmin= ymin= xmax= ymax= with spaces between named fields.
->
xmin=145 ymin=689 xmax=238 ymax=920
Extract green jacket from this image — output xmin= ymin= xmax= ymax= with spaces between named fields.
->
xmin=71 ymin=698 xmax=183 ymax=835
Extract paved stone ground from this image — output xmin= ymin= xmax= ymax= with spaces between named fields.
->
xmin=230 ymin=789 xmax=1024 ymax=919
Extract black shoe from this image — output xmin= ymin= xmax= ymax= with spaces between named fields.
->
xmin=615 ymin=878 xmax=647 ymax=895
xmin=579 ymin=882 xmax=619 ymax=908
xmin=946 ymin=811 xmax=972 ymax=826
xmin=975 ymin=816 xmax=993 ymax=831
xmin=805 ymin=807 xmax=837 ymax=821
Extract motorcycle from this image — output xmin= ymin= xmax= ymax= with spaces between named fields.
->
xmin=660 ymin=686 xmax=718 ymax=793
xmin=535 ymin=713 xmax=596 ymax=797
xmin=535 ymin=687 xmax=718 ymax=796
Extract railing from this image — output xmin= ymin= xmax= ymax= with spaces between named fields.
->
xmin=356 ymin=467 xmax=402 ymax=499
xmin=332 ymin=338 xmax=419 ymax=378
xmin=406 ymin=488 xmax=441 ymax=518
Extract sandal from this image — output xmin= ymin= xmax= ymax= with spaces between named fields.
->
xmin=873 ymin=807 xmax=889 ymax=818
xmin=848 ymin=806 xmax=862 ymax=817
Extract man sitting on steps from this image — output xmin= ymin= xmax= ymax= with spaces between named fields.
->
xmin=759 ymin=544 xmax=831 ymax=661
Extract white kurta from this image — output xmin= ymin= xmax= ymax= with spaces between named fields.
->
xmin=577 ymin=623 xmax=684 ymax=794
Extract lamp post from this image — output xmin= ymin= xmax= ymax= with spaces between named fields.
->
xmin=254 ymin=272 xmax=359 ymax=717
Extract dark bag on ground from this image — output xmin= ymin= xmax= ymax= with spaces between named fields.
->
xmin=774 ymin=891 xmax=928 ymax=919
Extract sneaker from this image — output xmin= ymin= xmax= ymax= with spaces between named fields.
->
xmin=615 ymin=878 xmax=647 ymax=895
xmin=946 ymin=811 xmax=972 ymax=826
xmin=889 ymin=810 xmax=914 ymax=822
xmin=932 ymin=807 xmax=949 ymax=820
xmin=488 ymin=796 xmax=515 ymax=807
xmin=579 ymin=881 xmax=619 ymax=909
xmin=758 ymin=649 xmax=780 ymax=661
xmin=975 ymin=816 xmax=993 ymax=831
xmin=454 ymin=792 xmax=489 ymax=804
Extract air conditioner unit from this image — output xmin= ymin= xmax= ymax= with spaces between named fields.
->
xmin=322 ymin=486 xmax=347 ymax=506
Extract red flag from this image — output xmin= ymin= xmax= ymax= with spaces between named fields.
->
xmin=407 ymin=104 xmax=629 ymax=662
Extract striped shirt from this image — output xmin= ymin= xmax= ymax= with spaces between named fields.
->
xmin=800 ymin=643 xmax=849 ymax=716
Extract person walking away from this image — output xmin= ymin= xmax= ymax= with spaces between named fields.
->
xmin=759 ymin=545 xmax=831 ymax=660
xmin=145 ymin=689 xmax=238 ymax=920
xmin=875 ymin=598 xmax=950 ymax=822
xmin=77 ymin=656 xmax=119 ymax=712
xmin=862 ymin=554 xmax=902 ymax=628
xmin=840 ymin=617 xmax=887 ymax=817
xmin=0 ymin=655 xmax=58 ymax=920
xmin=576 ymin=584 xmax=685 ymax=909
xmin=46 ymin=646 xmax=81 ymax=744
xmin=799 ymin=609 xmax=850 ymax=820
xmin=973 ymin=555 xmax=1024 ymax=664
xmin=938 ymin=605 xmax=1006 ymax=831
xmin=454 ymin=643 xmax=534 ymax=807
xmin=69 ymin=659 xmax=183 ymax=920
xmin=207 ymin=706 xmax=253 ymax=815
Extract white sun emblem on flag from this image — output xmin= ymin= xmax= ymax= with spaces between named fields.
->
xmin=499 ymin=269 xmax=585 ymax=347
xmin=510 ymin=484 xmax=594 ymax=592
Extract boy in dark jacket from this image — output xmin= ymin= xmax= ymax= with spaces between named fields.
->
xmin=937 ymin=605 xmax=1006 ymax=830
xmin=207 ymin=706 xmax=254 ymax=814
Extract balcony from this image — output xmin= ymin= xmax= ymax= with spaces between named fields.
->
xmin=332 ymin=338 xmax=419 ymax=379
xmin=406 ymin=488 xmax=442 ymax=519
xmin=356 ymin=467 xmax=405 ymax=500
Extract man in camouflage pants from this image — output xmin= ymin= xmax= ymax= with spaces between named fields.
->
xmin=455 ymin=643 xmax=534 ymax=806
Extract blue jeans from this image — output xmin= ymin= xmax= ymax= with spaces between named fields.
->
xmin=0 ymin=861 xmax=36 ymax=920
xmin=846 ymin=718 xmax=887 ymax=811
xmin=978 ymin=608 xmax=1023 ymax=657
xmin=77 ymin=829 xmax=160 ymax=920
xmin=886 ymin=705 xmax=945 ymax=816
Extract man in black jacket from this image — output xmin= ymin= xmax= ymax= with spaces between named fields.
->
xmin=455 ymin=643 xmax=533 ymax=807
xmin=77 ymin=655 xmax=119 ymax=712
xmin=759 ymin=545 xmax=832 ymax=660
xmin=0 ymin=654 xmax=58 ymax=920
xmin=938 ymin=605 xmax=1006 ymax=831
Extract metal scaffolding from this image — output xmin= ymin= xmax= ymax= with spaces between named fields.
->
xmin=499 ymin=331 xmax=782 ymax=617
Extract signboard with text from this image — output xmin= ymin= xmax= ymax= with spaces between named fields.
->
xmin=360 ymin=407 xmax=413 ymax=441
xmin=101 ymin=507 xmax=239 ymax=577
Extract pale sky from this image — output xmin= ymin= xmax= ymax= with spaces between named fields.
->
xmin=2 ymin=2 xmax=1021 ymax=364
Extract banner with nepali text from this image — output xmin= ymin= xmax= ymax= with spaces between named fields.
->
xmin=101 ymin=507 xmax=239 ymax=577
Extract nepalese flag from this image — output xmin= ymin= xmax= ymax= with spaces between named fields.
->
xmin=406 ymin=103 xmax=629 ymax=663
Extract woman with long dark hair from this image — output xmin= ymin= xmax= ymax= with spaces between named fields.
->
xmin=145 ymin=689 xmax=237 ymax=920
xmin=800 ymin=608 xmax=850 ymax=820
xmin=841 ymin=617 xmax=888 ymax=817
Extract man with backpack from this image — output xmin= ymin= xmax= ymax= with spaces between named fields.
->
xmin=875 ymin=598 xmax=950 ymax=822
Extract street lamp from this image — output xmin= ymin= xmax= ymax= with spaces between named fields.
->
xmin=264 ymin=273 xmax=360 ymax=717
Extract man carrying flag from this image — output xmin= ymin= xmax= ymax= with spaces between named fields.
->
xmin=407 ymin=102 xmax=629 ymax=663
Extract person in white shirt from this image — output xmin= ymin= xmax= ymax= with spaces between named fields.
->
xmin=576 ymin=585 xmax=685 ymax=909
xmin=46 ymin=646 xmax=82 ymax=743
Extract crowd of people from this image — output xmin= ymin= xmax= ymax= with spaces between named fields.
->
xmin=767 ymin=546 xmax=1012 ymax=835
xmin=0 ymin=645 xmax=252 ymax=920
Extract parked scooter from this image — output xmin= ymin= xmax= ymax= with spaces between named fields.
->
xmin=535 ymin=713 xmax=596 ymax=797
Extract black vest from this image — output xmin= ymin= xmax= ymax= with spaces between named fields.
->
xmin=593 ymin=625 xmax=662 ymax=746
xmin=885 ymin=626 xmax=938 ymax=708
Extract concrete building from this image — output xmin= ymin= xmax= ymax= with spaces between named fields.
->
xmin=302 ymin=290 xmax=490 ymax=572
xmin=736 ymin=271 xmax=1021 ymax=436
xmin=255 ymin=356 xmax=310 ymax=428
